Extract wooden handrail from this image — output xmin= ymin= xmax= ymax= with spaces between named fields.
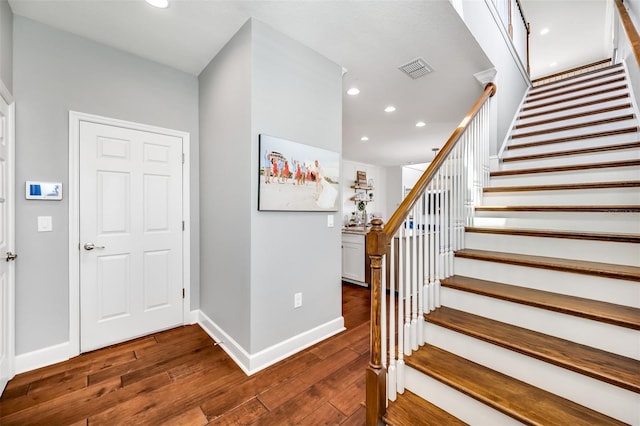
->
xmin=615 ymin=0 xmax=640 ymax=66
xmin=364 ymin=81 xmax=496 ymax=425
xmin=371 ymin=82 xmax=497 ymax=254
xmin=514 ymin=0 xmax=531 ymax=75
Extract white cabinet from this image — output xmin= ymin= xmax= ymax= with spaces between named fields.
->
xmin=342 ymin=233 xmax=366 ymax=284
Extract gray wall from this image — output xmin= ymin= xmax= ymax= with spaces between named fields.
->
xmin=250 ymin=20 xmax=342 ymax=353
xmin=461 ymin=0 xmax=530 ymax=154
xmin=199 ymin=18 xmax=342 ymax=355
xmin=198 ymin=20 xmax=253 ymax=350
xmin=14 ymin=16 xmax=199 ymax=355
xmin=0 ymin=0 xmax=12 ymax=92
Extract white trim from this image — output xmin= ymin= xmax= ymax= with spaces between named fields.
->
xmin=0 ymin=78 xmax=13 ymax=105
xmin=198 ymin=310 xmax=345 ymax=375
xmin=15 ymin=341 xmax=71 ymax=374
xmin=68 ymin=111 xmax=191 ymax=358
xmin=497 ymin=85 xmax=530 ymax=159
xmin=0 ymin=90 xmax=15 ymax=391
xmin=6 ymin=102 xmax=15 ymax=381
xmin=622 ymin=60 xmax=640 ymax=119
xmin=483 ymin=0 xmax=531 ymax=86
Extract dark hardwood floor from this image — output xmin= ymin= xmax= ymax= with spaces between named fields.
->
xmin=0 ymin=283 xmax=371 ymax=425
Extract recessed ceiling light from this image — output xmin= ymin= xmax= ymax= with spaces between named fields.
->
xmin=346 ymin=87 xmax=360 ymax=96
xmin=361 ymin=136 xmax=369 ymax=141
xmin=540 ymin=28 xmax=550 ymax=35
xmin=415 ymin=121 xmax=426 ymax=127
xmin=384 ymin=106 xmax=396 ymax=113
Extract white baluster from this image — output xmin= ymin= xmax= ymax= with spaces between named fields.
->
xmin=404 ymin=223 xmax=412 ymax=356
xmin=411 ymin=204 xmax=418 ymax=351
xmin=417 ymin=196 xmax=425 ymax=346
xmin=388 ymin=237 xmax=397 ymax=399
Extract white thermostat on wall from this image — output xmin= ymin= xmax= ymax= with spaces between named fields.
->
xmin=25 ymin=181 xmax=63 ymax=200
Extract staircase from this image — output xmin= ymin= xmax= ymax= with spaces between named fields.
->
xmin=384 ymin=63 xmax=640 ymax=425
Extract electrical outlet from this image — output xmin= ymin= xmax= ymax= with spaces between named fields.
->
xmin=294 ymin=292 xmax=302 ymax=308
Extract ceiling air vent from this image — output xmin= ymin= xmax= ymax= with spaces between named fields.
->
xmin=398 ymin=58 xmax=434 ymax=79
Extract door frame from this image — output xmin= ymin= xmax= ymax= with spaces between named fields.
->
xmin=68 ymin=111 xmax=191 ymax=357
xmin=0 ymin=78 xmax=15 ymax=389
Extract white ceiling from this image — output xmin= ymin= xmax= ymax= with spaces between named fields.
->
xmin=8 ymin=0 xmax=610 ymax=166
xmin=522 ymin=0 xmax=612 ymax=80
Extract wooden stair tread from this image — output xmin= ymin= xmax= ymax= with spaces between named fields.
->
xmin=475 ymin=205 xmax=640 ymax=213
xmin=528 ymin=68 xmax=624 ymax=98
xmin=425 ymin=306 xmax=640 ymax=393
xmin=531 ymin=61 xmax=619 ymax=89
xmin=465 ymin=226 xmax=640 ymax=243
xmin=406 ymin=344 xmax=627 ymax=426
xmin=512 ymin=115 xmax=634 ymax=139
xmin=515 ymin=103 xmax=632 ymax=130
xmin=491 ymin=159 xmax=640 ymax=177
xmin=519 ymin=94 xmax=630 ymax=121
xmin=507 ymin=127 xmax=639 ymax=151
xmin=484 ymin=180 xmax=640 ymax=193
xmin=455 ymin=248 xmax=640 ymax=282
xmin=441 ymin=274 xmax=640 ymax=330
xmin=503 ymin=141 xmax=640 ymax=163
xmin=383 ymin=389 xmax=467 ymax=426
xmin=525 ymin=77 xmax=626 ymax=104
xmin=522 ymin=85 xmax=628 ymax=112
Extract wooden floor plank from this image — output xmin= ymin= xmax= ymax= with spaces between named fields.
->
xmin=0 ymin=284 xmax=372 ymax=425
xmin=206 ymin=397 xmax=267 ymax=425
xmin=299 ymin=401 xmax=347 ymax=424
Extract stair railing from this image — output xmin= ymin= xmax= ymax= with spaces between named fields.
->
xmin=365 ymin=82 xmax=497 ymax=425
xmin=615 ymin=0 xmax=640 ymax=66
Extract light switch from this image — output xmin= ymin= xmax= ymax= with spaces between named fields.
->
xmin=37 ymin=216 xmax=53 ymax=232
xmin=327 ymin=214 xmax=334 ymax=228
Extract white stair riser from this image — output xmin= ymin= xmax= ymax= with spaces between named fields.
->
xmin=440 ymin=287 xmax=640 ymax=359
xmin=528 ymin=69 xmax=623 ymax=95
xmin=464 ymin=232 xmax=639 ymax=266
xmin=530 ymin=66 xmax=624 ymax=94
xmin=404 ymin=366 xmax=522 ymax=426
xmin=472 ymin=212 xmax=640 ymax=234
xmin=500 ymin=148 xmax=640 ymax=169
xmin=489 ymin=166 xmax=640 ymax=186
xmin=521 ymin=88 xmax=631 ymax=118
xmin=483 ymin=187 xmax=640 ymax=206
xmin=453 ymin=257 xmax=640 ymax=308
xmin=517 ymin=99 xmax=632 ymax=125
xmin=524 ymin=81 xmax=629 ymax=108
xmin=505 ymin=134 xmax=640 ymax=159
xmin=425 ymin=323 xmax=639 ymax=425
xmin=509 ymin=121 xmax=638 ymax=147
xmin=513 ymin=109 xmax=636 ymax=136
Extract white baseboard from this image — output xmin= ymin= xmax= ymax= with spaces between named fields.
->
xmin=15 ymin=341 xmax=72 ymax=374
xmin=198 ymin=310 xmax=345 ymax=375
xmin=13 ymin=312 xmax=345 ymax=377
xmin=186 ymin=309 xmax=200 ymax=325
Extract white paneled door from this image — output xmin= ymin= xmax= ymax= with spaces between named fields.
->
xmin=79 ymin=122 xmax=183 ymax=352
xmin=0 ymin=93 xmax=15 ymax=394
